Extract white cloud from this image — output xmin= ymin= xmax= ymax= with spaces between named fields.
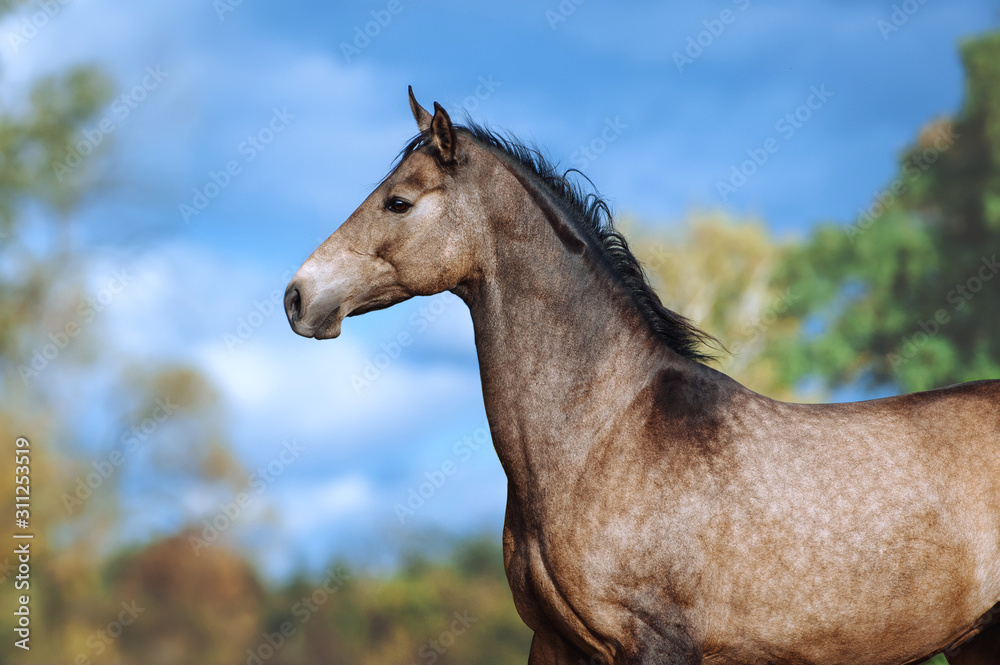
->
xmin=279 ymin=475 xmax=374 ymax=532
xmin=84 ymin=240 xmax=493 ymax=548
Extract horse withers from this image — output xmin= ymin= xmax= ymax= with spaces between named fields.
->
xmin=284 ymin=89 xmax=1000 ymax=665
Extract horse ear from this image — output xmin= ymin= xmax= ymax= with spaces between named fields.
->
xmin=430 ymin=102 xmax=456 ymax=164
xmin=408 ymin=86 xmax=432 ymax=133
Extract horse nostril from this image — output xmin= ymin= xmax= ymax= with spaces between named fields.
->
xmin=285 ymin=284 xmax=302 ymax=324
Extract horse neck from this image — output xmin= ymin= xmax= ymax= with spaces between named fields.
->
xmin=456 ymin=163 xmax=678 ymax=497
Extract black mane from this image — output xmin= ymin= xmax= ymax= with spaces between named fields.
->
xmin=394 ymin=122 xmax=721 ymax=362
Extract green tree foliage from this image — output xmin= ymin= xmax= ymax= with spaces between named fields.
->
xmin=769 ymin=32 xmax=1000 ymax=394
xmin=0 ymin=66 xmax=113 ymax=360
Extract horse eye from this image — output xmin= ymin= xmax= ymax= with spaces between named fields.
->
xmin=385 ymin=197 xmax=412 ymax=214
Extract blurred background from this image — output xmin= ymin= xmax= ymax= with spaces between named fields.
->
xmin=1 ymin=1 xmax=998 ymax=663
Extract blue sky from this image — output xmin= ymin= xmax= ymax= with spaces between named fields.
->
xmin=5 ymin=0 xmax=996 ymax=577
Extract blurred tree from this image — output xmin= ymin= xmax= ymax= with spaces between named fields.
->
xmin=0 ymin=4 xmax=246 ymax=664
xmin=0 ymin=5 xmax=116 ymax=659
xmin=111 ymin=534 xmax=265 ymax=665
xmin=260 ymin=535 xmax=531 ymax=665
xmin=631 ymin=213 xmax=802 ymax=400
xmin=769 ymin=31 xmax=1000 ymax=394
xmin=0 ymin=68 xmax=113 ymax=361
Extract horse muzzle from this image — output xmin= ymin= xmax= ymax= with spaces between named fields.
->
xmin=284 ymin=277 xmax=349 ymax=340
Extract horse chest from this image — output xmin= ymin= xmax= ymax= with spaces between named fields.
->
xmin=503 ymin=518 xmax=617 ymax=653
xmin=503 ymin=526 xmax=571 ymax=628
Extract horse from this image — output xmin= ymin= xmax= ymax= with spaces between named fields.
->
xmin=284 ymin=88 xmax=1000 ymax=665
